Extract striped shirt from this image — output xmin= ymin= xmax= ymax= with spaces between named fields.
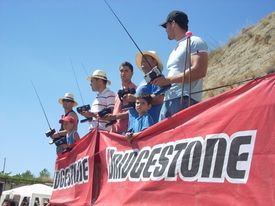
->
xmin=89 ymin=88 xmax=115 ymax=131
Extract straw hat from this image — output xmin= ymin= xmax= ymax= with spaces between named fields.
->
xmin=58 ymin=93 xmax=78 ymax=107
xmin=135 ymin=51 xmax=163 ymax=72
xmin=86 ymin=70 xmax=111 ymax=85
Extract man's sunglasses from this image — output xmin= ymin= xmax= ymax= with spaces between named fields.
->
xmin=62 ymin=99 xmax=74 ymax=103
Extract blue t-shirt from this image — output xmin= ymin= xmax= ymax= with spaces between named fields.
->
xmin=129 ymin=112 xmax=154 ymax=133
xmin=66 ymin=130 xmax=77 ymax=145
xmin=128 ymin=81 xmax=163 ymax=131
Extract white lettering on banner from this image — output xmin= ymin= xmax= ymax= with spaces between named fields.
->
xmin=53 ymin=156 xmax=89 ymax=190
xmin=106 ymin=131 xmax=257 ymax=184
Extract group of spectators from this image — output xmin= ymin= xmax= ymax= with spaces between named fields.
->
xmin=50 ymin=10 xmax=208 ymax=152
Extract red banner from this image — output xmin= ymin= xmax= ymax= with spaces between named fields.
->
xmin=51 ymin=73 xmax=275 ymax=206
xmin=50 ymin=129 xmax=98 ymax=206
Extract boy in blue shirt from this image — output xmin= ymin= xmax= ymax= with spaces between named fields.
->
xmin=125 ymin=93 xmax=154 ymax=143
xmin=59 ymin=116 xmax=80 ymax=149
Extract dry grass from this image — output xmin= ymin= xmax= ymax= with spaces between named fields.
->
xmin=202 ymin=11 xmax=275 ymax=101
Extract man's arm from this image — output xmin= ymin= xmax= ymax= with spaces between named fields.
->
xmin=51 ymin=130 xmax=67 ymax=139
xmin=68 ymin=112 xmax=79 ymax=131
xmin=104 ymin=111 xmax=129 ymax=121
xmin=151 ymin=94 xmax=164 ymax=105
xmin=123 ymin=93 xmax=163 ymax=105
xmin=81 ymin=110 xmax=96 ymax=118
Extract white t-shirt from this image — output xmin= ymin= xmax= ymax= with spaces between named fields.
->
xmin=165 ymin=36 xmax=208 ymax=102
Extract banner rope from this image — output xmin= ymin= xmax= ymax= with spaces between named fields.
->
xmin=191 ymin=76 xmax=257 ymax=95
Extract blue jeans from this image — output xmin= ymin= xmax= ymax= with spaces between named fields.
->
xmin=159 ymin=96 xmax=199 ymax=121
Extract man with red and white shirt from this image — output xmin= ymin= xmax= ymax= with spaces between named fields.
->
xmin=105 ymin=61 xmax=137 ymax=134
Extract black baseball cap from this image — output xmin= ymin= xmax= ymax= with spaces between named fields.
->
xmin=159 ymin=10 xmax=189 ymax=28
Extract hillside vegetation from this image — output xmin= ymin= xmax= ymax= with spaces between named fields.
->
xmin=202 ymin=11 xmax=275 ymax=100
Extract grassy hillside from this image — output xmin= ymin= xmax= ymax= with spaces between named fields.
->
xmin=202 ymin=11 xmax=275 ymax=100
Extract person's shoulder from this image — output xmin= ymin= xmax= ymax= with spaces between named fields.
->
xmin=68 ymin=111 xmax=78 ymax=118
xmin=143 ymin=112 xmax=154 ymax=125
xmin=105 ymin=88 xmax=116 ymax=96
xmin=73 ymin=130 xmax=79 ymax=136
xmin=191 ymin=36 xmax=207 ymax=45
xmin=143 ymin=112 xmax=153 ymax=119
xmin=190 ymin=36 xmax=208 ymax=51
xmin=191 ymin=35 xmax=204 ymax=40
xmin=129 ymin=82 xmax=137 ymax=88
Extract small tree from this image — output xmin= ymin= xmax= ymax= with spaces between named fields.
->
xmin=39 ymin=168 xmax=51 ymax=179
xmin=21 ymin=170 xmax=35 ymax=179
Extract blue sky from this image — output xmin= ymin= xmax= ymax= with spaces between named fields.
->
xmin=0 ymin=0 xmax=274 ymax=177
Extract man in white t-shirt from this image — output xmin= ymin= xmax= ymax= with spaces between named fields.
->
xmin=153 ymin=10 xmax=208 ymax=120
